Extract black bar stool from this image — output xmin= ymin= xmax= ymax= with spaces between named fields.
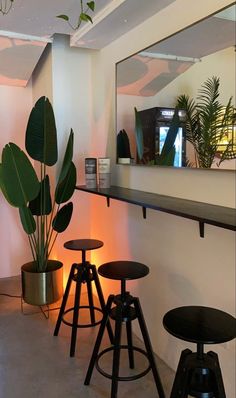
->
xmin=54 ymin=239 xmax=113 ymax=357
xmin=163 ymin=306 xmax=236 ymax=398
xmin=84 ymin=260 xmax=165 ymax=398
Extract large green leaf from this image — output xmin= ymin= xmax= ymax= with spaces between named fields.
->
xmin=87 ymin=1 xmax=95 ymax=11
xmin=25 ymin=96 xmax=58 ymax=166
xmin=0 ymin=163 xmax=15 ymax=206
xmin=134 ymin=107 xmax=144 ymax=161
xmin=52 ymin=202 xmax=73 ymax=233
xmin=56 ymin=14 xmax=69 ymax=21
xmin=57 ymin=129 xmax=74 ymax=184
xmin=19 ymin=206 xmax=36 ymax=235
xmin=80 ymin=13 xmax=93 ymax=23
xmin=1 ymin=143 xmax=40 ymax=207
xmin=157 ymin=147 xmax=176 ymax=166
xmin=156 ymin=108 xmax=180 ymax=166
xmin=29 ymin=175 xmax=52 ymax=215
xmin=55 ymin=162 xmax=76 ymax=204
xmin=117 ymin=129 xmax=131 ymax=158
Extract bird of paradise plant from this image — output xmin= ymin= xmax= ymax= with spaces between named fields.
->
xmin=0 ymin=96 xmax=76 ymax=272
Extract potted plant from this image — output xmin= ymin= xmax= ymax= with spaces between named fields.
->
xmin=0 ymin=96 xmax=77 ymax=306
xmin=117 ymin=129 xmax=132 ymax=164
xmin=176 ymin=76 xmax=236 ymax=168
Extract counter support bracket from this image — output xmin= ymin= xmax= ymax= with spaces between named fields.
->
xmin=199 ymin=221 xmax=205 ymax=238
xmin=142 ymin=207 xmax=147 ymax=219
xmin=76 ymin=186 xmax=236 ymax=236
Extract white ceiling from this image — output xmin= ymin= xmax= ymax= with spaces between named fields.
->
xmin=0 ymin=0 xmax=175 ymax=87
xmin=0 ymin=0 xmax=109 ymax=38
xmin=70 ymin=0 xmax=175 ymax=48
xmin=0 ymin=1 xmax=235 ymax=87
xmin=117 ymin=5 xmax=236 ymax=96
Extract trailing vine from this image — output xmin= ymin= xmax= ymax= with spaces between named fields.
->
xmin=0 ymin=0 xmax=14 ymax=15
xmin=57 ymin=1 xmax=95 ymax=30
xmin=0 ymin=0 xmax=96 ymax=30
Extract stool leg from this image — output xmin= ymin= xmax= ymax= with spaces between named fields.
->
xmin=70 ymin=267 xmax=83 ymax=357
xmin=86 ymin=268 xmax=95 ymax=324
xmin=54 ymin=263 xmax=76 ymax=336
xmin=133 ymin=297 xmax=165 ymax=398
xmin=111 ymin=303 xmax=123 ymax=398
xmin=126 ymin=320 xmax=134 ymax=369
xmin=207 ymin=351 xmax=226 ymax=398
xmin=170 ymin=349 xmax=192 ymax=398
xmin=84 ymin=294 xmax=114 ymax=385
xmin=91 ymin=264 xmax=114 ymax=344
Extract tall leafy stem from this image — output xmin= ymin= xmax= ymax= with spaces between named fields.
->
xmin=176 ymin=76 xmax=235 ymax=168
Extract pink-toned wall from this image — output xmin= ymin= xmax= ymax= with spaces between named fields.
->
xmin=0 ymin=84 xmax=32 ymax=277
xmin=0 ymin=0 xmax=235 ymax=396
xmin=88 ymin=1 xmax=236 ymax=397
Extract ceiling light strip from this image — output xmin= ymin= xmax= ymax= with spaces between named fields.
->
xmin=139 ymin=51 xmax=201 ymax=63
xmin=0 ymin=30 xmax=53 ymax=43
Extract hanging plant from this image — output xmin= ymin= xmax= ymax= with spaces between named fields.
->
xmin=57 ymin=1 xmax=95 ymax=30
xmin=0 ymin=0 xmax=14 ymax=15
xmin=1 ymin=0 xmax=96 ymax=31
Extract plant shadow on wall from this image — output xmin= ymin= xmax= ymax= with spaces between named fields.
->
xmin=176 ymin=76 xmax=236 ymax=168
xmin=0 ymin=97 xmax=77 ymax=306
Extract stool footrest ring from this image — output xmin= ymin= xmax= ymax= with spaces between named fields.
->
xmin=95 ymin=345 xmax=151 ymax=381
xmin=62 ymin=306 xmax=103 ymax=328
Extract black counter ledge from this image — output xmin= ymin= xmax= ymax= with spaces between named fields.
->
xmin=76 ymin=185 xmax=236 ymax=238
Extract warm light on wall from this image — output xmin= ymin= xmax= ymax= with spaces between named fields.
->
xmin=49 ymin=249 xmax=74 ymax=291
xmin=216 ymin=126 xmax=236 ymax=153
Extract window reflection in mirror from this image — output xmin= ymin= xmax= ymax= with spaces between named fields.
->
xmin=116 ymin=4 xmax=236 ymax=170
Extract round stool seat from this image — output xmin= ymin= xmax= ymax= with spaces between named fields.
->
xmin=98 ymin=261 xmax=149 ymax=281
xmin=163 ymin=306 xmax=236 ymax=345
xmin=64 ymin=239 xmax=103 ymax=252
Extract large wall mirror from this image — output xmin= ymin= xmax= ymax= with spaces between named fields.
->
xmin=116 ymin=4 xmax=236 ymax=170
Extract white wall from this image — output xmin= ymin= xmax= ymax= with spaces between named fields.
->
xmin=32 ymin=34 xmax=95 ymax=278
xmin=0 ymin=84 xmax=32 ymax=277
xmin=88 ymin=1 xmax=235 ymax=397
xmin=158 ymin=47 xmax=236 ymax=106
xmin=0 ymin=34 xmax=95 ymax=280
xmin=32 ymin=43 xmax=53 ymax=103
xmin=0 ymin=0 xmax=235 ymax=395
xmin=1 ymin=34 xmax=95 ymax=287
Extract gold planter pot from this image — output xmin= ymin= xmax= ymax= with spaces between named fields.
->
xmin=21 ymin=260 xmax=63 ymax=306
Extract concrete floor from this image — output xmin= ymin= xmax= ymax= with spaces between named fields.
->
xmin=0 ymin=276 xmax=175 ymax=398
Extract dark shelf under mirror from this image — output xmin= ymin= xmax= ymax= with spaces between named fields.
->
xmin=76 ymin=185 xmax=236 ymax=238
